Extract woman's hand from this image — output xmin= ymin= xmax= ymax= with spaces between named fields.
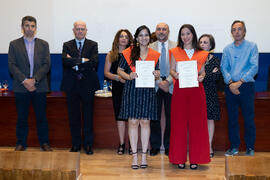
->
xmin=119 ymin=76 xmax=126 ymax=83
xmin=129 ymin=72 xmax=138 ymax=80
xmin=153 ymin=70 xmax=160 ymax=80
xmin=198 ymin=75 xmax=205 ymax=82
xmin=198 ymin=70 xmax=206 ymax=82
xmin=173 ymin=71 xmax=179 ymax=80
xmin=198 ymin=71 xmax=205 ymax=82
xmin=212 ymin=67 xmax=218 ymax=73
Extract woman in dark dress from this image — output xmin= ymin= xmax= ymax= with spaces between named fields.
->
xmin=104 ymin=29 xmax=133 ymax=155
xmin=117 ymin=25 xmax=160 ymax=169
xmin=199 ymin=34 xmax=221 ymax=158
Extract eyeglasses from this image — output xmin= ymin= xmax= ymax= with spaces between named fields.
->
xmin=75 ymin=28 xmax=86 ymax=31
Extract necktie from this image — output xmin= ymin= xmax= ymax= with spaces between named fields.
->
xmin=78 ymin=42 xmax=82 ymax=57
xmin=76 ymin=41 xmax=83 ymax=80
xmin=160 ymin=42 xmax=166 ymax=77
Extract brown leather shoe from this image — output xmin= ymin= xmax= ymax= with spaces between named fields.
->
xmin=40 ymin=143 xmax=52 ymax=151
xmin=15 ymin=145 xmax=25 ymax=151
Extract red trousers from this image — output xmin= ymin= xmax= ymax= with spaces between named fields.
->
xmin=169 ymin=81 xmax=210 ymax=164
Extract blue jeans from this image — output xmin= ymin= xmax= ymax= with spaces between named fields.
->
xmin=15 ymin=92 xmax=49 ymax=147
xmin=225 ymin=82 xmax=256 ymax=149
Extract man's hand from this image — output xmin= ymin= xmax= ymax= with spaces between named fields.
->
xmin=83 ymin=58 xmax=89 ymax=62
xmin=229 ymin=81 xmax=242 ymax=95
xmin=28 ymin=86 xmax=37 ymax=92
xmin=66 ymin=54 xmax=71 ymax=58
xmin=159 ymin=80 xmax=169 ymax=92
xmin=23 ymin=78 xmax=36 ymax=92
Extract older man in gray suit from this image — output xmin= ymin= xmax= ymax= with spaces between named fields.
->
xmin=8 ymin=16 xmax=52 ymax=151
xmin=149 ymin=23 xmax=176 ymax=156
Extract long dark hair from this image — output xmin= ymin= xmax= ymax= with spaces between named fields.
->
xmin=177 ymin=24 xmax=198 ymax=50
xmin=110 ymin=29 xmax=133 ymax=62
xmin=130 ymin=25 xmax=151 ymax=66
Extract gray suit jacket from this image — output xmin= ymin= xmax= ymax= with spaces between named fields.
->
xmin=8 ymin=37 xmax=51 ymax=93
xmin=149 ymin=40 xmax=177 ymax=94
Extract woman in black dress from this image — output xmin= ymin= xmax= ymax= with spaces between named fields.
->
xmin=104 ymin=29 xmax=133 ymax=155
xmin=199 ymin=34 xmax=221 ymax=158
xmin=117 ymin=25 xmax=160 ymax=169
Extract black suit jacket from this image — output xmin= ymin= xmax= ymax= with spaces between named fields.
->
xmin=8 ymin=37 xmax=51 ymax=93
xmin=61 ymin=39 xmax=100 ymax=92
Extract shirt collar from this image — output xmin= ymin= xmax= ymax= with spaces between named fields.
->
xmin=24 ymin=36 xmax=36 ymax=43
xmin=75 ymin=38 xmax=86 ymax=45
xmin=158 ymin=40 xmax=168 ymax=47
xmin=233 ymin=39 xmax=246 ymax=48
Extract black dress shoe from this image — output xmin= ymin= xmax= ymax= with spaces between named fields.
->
xmin=84 ymin=146 xmax=93 ymax=155
xmin=70 ymin=146 xmax=81 ymax=152
xmin=40 ymin=143 xmax=52 ymax=151
xmin=15 ymin=144 xmax=26 ymax=151
xmin=165 ymin=148 xmax=169 ymax=156
xmin=190 ymin=164 xmax=198 ymax=170
xmin=150 ymin=148 xmax=159 ymax=156
xmin=178 ymin=163 xmax=186 ymax=169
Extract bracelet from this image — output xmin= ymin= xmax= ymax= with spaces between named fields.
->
xmin=114 ymin=75 xmax=119 ymax=81
xmin=240 ymin=79 xmax=245 ymax=83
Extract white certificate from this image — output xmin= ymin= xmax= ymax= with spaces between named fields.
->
xmin=177 ymin=60 xmax=198 ymax=88
xmin=135 ymin=61 xmax=155 ymax=88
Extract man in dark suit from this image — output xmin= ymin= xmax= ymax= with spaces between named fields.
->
xmin=8 ymin=16 xmax=52 ymax=151
xmin=61 ymin=20 xmax=99 ymax=155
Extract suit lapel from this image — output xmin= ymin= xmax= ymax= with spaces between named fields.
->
xmin=72 ymin=39 xmax=81 ymax=57
xmin=72 ymin=39 xmax=77 ymax=49
xmin=19 ymin=37 xmax=30 ymax=65
xmin=81 ymin=39 xmax=87 ymax=56
xmin=33 ymin=38 xmax=39 ymax=72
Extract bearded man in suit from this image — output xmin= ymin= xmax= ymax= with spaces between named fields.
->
xmin=149 ymin=23 xmax=176 ymax=156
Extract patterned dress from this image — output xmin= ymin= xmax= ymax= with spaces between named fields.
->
xmin=203 ymin=55 xmax=221 ymax=120
xmin=118 ymin=54 xmax=159 ymax=121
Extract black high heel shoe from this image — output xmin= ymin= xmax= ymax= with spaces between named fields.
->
xmin=190 ymin=164 xmax=198 ymax=170
xmin=131 ymin=152 xmax=139 ymax=169
xmin=178 ymin=163 xmax=185 ymax=169
xmin=117 ymin=144 xmax=125 ymax=155
xmin=140 ymin=151 xmax=148 ymax=169
xmin=210 ymin=152 xmax=214 ymax=158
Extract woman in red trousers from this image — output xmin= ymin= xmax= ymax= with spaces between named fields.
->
xmin=169 ymin=24 xmax=210 ymax=170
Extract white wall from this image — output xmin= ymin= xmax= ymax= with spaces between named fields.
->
xmin=1 ymin=0 xmax=270 ymax=53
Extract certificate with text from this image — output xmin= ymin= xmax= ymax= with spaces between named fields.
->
xmin=135 ymin=61 xmax=155 ymax=88
xmin=177 ymin=60 xmax=198 ymax=88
